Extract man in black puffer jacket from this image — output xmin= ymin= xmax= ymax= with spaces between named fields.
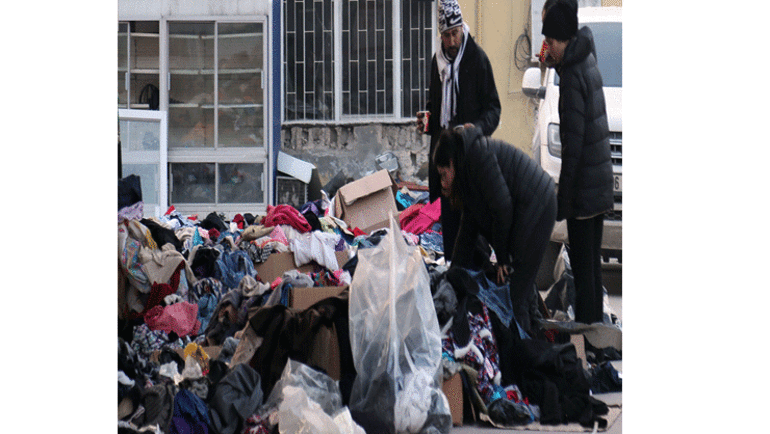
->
xmin=433 ymin=126 xmax=556 ymax=336
xmin=543 ymin=1 xmax=613 ymax=325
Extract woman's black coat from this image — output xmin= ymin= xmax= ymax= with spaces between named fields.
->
xmin=451 ymin=127 xmax=556 ymax=268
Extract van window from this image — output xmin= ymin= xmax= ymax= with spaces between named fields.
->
xmin=555 ymin=22 xmax=622 ymax=88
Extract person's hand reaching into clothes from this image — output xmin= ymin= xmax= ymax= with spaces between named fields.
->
xmin=496 ymin=264 xmax=510 ymax=285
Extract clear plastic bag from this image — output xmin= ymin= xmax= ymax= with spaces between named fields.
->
xmin=348 ymin=214 xmax=451 ymax=434
xmin=261 ymin=359 xmax=343 ymax=417
xmin=278 ymin=386 xmax=365 ymax=434
xmin=260 ymin=359 xmax=364 ymax=434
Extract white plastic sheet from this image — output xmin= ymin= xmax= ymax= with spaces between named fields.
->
xmin=348 ymin=214 xmax=451 ymax=433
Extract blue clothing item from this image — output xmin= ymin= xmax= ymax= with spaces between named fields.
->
xmin=419 ymin=232 xmax=444 ymax=253
xmin=192 ymin=228 xmax=204 ymax=247
xmin=218 ymin=230 xmax=241 ymax=244
xmin=396 ymin=191 xmax=417 ymax=209
xmin=197 ymin=293 xmax=219 ymax=333
xmin=170 ymin=388 xmax=210 ymax=434
xmin=279 ymin=283 xmax=292 ymax=307
xmin=215 ymin=250 xmax=257 ymax=290
xmin=466 ymin=269 xmax=530 ymax=340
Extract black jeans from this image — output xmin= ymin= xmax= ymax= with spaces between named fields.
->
xmin=567 ymin=214 xmax=605 ymax=324
xmin=508 ymin=200 xmax=557 ymax=335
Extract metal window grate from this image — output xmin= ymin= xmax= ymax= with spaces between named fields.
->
xmin=283 ymin=0 xmax=433 ymax=121
xmin=284 ymin=0 xmax=335 ymax=120
xmin=342 ymin=0 xmax=393 ymax=116
xmin=401 ymin=0 xmax=433 ymax=117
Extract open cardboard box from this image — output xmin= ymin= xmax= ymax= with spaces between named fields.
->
xmin=288 ymin=285 xmax=349 ymax=381
xmin=333 ymin=169 xmax=400 ymax=233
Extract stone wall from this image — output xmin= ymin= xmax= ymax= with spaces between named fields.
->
xmin=281 ymin=122 xmax=431 ymax=191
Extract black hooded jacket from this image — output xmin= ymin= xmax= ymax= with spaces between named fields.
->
xmin=451 ymin=127 xmax=556 ymax=268
xmin=555 ymin=26 xmax=613 ymax=221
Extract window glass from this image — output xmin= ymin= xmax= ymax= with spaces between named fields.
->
xmin=171 ymin=163 xmax=216 ymax=204
xmin=169 ymin=22 xmax=215 ymax=148
xmin=118 ymin=23 xmax=128 ymax=107
xmin=218 ymin=23 xmax=265 ymax=147
xmin=218 ymin=163 xmax=265 ymax=203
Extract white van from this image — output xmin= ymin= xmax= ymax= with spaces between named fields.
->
xmin=522 ymin=6 xmax=622 ymax=264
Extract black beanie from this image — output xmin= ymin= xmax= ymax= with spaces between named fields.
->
xmin=542 ymin=0 xmax=578 ymax=41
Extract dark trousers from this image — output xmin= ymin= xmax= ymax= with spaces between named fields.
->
xmin=508 ymin=200 xmax=556 ymax=335
xmin=567 ymin=214 xmax=605 ymax=324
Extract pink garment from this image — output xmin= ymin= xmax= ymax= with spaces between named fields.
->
xmin=268 ymin=225 xmax=289 ymax=245
xmin=262 ymin=205 xmax=312 ymax=233
xmin=144 ymin=302 xmax=201 ymax=337
xmin=402 ymin=198 xmax=442 ymax=235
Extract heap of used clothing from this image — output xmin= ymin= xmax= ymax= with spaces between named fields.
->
xmin=118 ymin=181 xmax=620 ymax=434
xmin=118 ymin=187 xmax=445 ymax=434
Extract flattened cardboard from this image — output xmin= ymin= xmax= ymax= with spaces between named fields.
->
xmin=277 ymin=151 xmax=315 ymax=184
xmin=254 ymin=250 xmax=351 ymax=284
xmin=333 ymin=169 xmax=399 ymax=232
xmin=443 ymin=373 xmax=464 ymax=426
xmin=290 ymin=285 xmax=349 ymax=311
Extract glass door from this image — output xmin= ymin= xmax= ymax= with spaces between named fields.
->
xmin=118 ymin=109 xmax=168 ymax=217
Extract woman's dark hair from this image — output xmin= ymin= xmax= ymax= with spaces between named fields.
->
xmin=432 ymin=128 xmax=464 ymax=168
xmin=432 ymin=128 xmax=466 ymax=210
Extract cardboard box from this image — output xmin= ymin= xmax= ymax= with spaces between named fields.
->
xmin=333 ymin=169 xmax=399 ymax=233
xmin=254 ymin=250 xmax=351 ymax=284
xmin=570 ymin=333 xmax=590 ymax=370
xmin=290 ymin=285 xmax=349 ymax=311
xmin=442 ymin=373 xmax=464 ymax=426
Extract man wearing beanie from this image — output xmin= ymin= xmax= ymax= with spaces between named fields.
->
xmin=542 ymin=0 xmax=613 ymax=325
xmin=418 ymin=0 xmax=501 ymax=262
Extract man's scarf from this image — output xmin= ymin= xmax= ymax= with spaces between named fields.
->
xmin=436 ymin=23 xmax=470 ymax=129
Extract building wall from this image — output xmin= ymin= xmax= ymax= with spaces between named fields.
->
xmin=281 ymin=0 xmax=531 ymax=189
xmin=281 ymin=122 xmax=430 ymax=188
xmin=118 ymin=0 xmax=270 ymax=18
xmin=280 ymin=0 xmax=621 ymax=190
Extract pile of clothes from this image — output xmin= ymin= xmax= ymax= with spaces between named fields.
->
xmin=118 ymin=179 xmax=620 ymax=434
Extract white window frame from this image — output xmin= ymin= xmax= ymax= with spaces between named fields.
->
xmin=118 ymin=109 xmax=168 ymax=218
xmin=160 ymin=16 xmax=272 ymax=217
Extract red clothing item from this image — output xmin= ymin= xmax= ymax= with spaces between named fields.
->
xmin=261 ymin=205 xmax=312 ymax=233
xmin=232 ymin=213 xmax=245 ymax=229
xmin=402 ymin=198 xmax=441 ymax=235
xmin=144 ymin=302 xmax=201 ymax=337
